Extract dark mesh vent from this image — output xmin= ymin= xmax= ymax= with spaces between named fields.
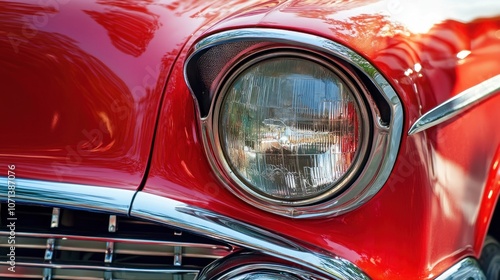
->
xmin=186 ymin=41 xmax=259 ymax=116
xmin=197 ymin=41 xmax=257 ymax=91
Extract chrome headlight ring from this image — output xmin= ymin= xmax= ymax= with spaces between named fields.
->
xmin=212 ymin=50 xmax=372 ymax=206
xmin=185 ymin=28 xmax=403 ymax=218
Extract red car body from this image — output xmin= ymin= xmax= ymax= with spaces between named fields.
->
xmin=1 ymin=0 xmax=500 ymax=279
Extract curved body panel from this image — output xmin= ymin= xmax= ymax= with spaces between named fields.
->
xmin=1 ymin=0 xmax=500 ymax=279
xmin=0 ymin=0 xmax=175 ymax=188
xmin=0 ymin=0 xmax=267 ymax=188
xmin=143 ymin=1 xmax=500 ymax=278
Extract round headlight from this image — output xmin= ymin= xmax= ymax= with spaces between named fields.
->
xmin=215 ymin=53 xmax=369 ymax=205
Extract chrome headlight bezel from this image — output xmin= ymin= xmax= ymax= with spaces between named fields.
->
xmin=185 ymin=28 xmax=403 ymax=218
xmin=211 ymin=50 xmax=372 ymax=207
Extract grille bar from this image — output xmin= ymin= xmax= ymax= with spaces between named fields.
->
xmin=0 ymin=232 xmax=230 ymax=250
xmin=0 ymin=263 xmax=199 ymax=280
xmin=1 ymin=261 xmax=200 ymax=272
xmin=0 ymin=203 xmax=234 ymax=279
xmin=0 ymin=235 xmax=230 ymax=258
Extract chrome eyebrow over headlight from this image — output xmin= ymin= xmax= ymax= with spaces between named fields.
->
xmin=184 ymin=28 xmax=403 ymax=218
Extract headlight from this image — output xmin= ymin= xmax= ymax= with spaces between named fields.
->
xmin=213 ymin=53 xmax=370 ymax=205
xmin=185 ymin=28 xmax=403 ymax=218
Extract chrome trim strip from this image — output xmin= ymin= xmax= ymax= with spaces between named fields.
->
xmin=1 ymin=177 xmax=368 ymax=278
xmin=174 ymin=246 xmax=183 ymax=266
xmin=109 ymin=215 xmax=117 ymax=232
xmin=0 ymin=177 xmax=134 ymax=214
xmin=104 ymin=241 xmax=114 ymax=263
xmin=44 ymin=240 xmax=55 ymax=278
xmin=184 ymin=28 xmax=404 ymax=218
xmin=435 ymin=257 xmax=485 ymax=280
xmin=130 ymin=192 xmax=369 ymax=280
xmin=0 ymin=262 xmax=199 ymax=274
xmin=409 ymin=74 xmax=500 ymax=135
xmin=51 ymin=207 xmax=60 ymax=228
xmin=0 ymin=231 xmax=230 ymax=250
xmin=44 ymin=238 xmax=55 ymax=261
xmin=106 ymin=215 xmax=116 ymax=264
xmin=0 ymin=237 xmax=228 ymax=259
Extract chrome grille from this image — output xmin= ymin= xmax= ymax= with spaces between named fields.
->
xmin=0 ymin=203 xmax=234 ymax=279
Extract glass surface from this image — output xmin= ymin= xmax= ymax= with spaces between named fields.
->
xmin=220 ymin=57 xmax=361 ymax=201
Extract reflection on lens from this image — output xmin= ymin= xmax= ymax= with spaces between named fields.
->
xmin=220 ymin=57 xmax=361 ymax=201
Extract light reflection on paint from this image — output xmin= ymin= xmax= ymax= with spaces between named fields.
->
xmin=456 ymin=50 xmax=471 ymax=60
xmin=386 ymin=0 xmax=500 ymax=34
xmin=414 ymin=63 xmax=422 ymax=72
xmin=51 ymin=112 xmax=60 ymax=131
xmin=433 ymin=152 xmax=482 ymax=224
xmin=98 ymin=112 xmax=113 ymax=138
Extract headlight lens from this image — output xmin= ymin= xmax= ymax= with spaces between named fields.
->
xmin=218 ymin=55 xmax=366 ymax=203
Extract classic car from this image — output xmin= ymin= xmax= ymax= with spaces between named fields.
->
xmin=1 ymin=0 xmax=500 ymax=279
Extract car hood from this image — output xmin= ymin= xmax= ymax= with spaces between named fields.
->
xmin=0 ymin=0 xmax=281 ymax=189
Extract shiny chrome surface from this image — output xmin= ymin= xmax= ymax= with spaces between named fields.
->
xmin=109 ymin=215 xmax=117 ymax=232
xmin=51 ymin=208 xmax=60 ymax=228
xmin=0 ymin=262 xmax=199 ymax=278
xmin=197 ymin=251 xmax=329 ymax=280
xmin=0 ymin=232 xmax=230 ymax=252
xmin=0 ymin=177 xmax=133 ymax=214
xmin=0 ymin=202 xmax=233 ymax=280
xmin=435 ymin=257 xmax=486 ymax=280
xmin=409 ymin=74 xmax=500 ymax=135
xmin=0 ymin=177 xmax=367 ymax=278
xmin=184 ymin=28 xmax=403 ymax=218
xmin=220 ymin=265 xmax=321 ymax=280
xmin=131 ymin=192 xmax=369 ymax=280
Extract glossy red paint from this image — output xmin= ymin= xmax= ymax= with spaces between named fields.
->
xmin=0 ymin=0 xmax=269 ymax=188
xmin=2 ymin=0 xmax=500 ymax=278
xmin=475 ymin=145 xmax=500 ymax=256
xmin=143 ymin=1 xmax=500 ymax=279
xmin=0 ymin=1 xmax=166 ymax=188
